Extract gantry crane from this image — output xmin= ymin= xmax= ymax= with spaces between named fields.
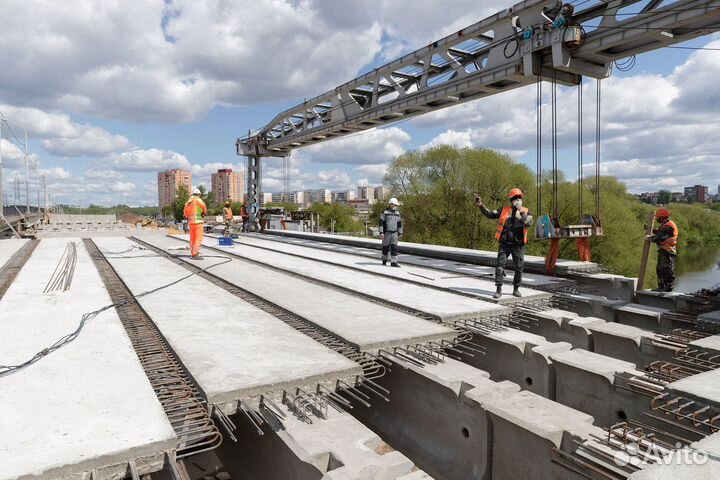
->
xmin=236 ymin=0 xmax=720 ymax=226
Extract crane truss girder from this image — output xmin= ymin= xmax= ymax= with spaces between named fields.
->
xmin=237 ymin=0 xmax=720 ymax=158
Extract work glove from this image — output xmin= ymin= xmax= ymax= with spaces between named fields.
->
xmin=514 ymin=210 xmax=523 ymax=220
xmin=380 ymin=234 xmax=384 ymax=240
xmin=474 ymin=194 xmax=483 ymax=206
xmin=524 ymin=214 xmax=534 ymax=226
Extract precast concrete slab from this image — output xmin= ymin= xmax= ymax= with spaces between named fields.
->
xmin=697 ymin=310 xmax=720 ymax=333
xmin=519 ymin=308 xmax=604 ymax=350
xmin=569 ymin=272 xmax=637 ymax=302
xmin=464 ymin=328 xmax=572 ymax=398
xmin=690 ymin=334 xmax=720 ymax=356
xmin=137 ymin=234 xmax=457 ymax=351
xmin=231 ymin=234 xmax=552 ymax=304
xmin=666 ymin=369 xmax=720 ymax=408
xmin=166 ymin=234 xmax=512 ymax=322
xmin=634 ymin=289 xmax=687 ymax=310
xmin=242 ymin=233 xmax=569 ymax=290
xmin=588 ymin=322 xmax=678 ymax=365
xmin=550 ymin=349 xmax=654 ymax=428
xmin=216 ymin=400 xmax=425 ymax=480
xmin=263 ymin=230 xmax=600 ymax=274
xmin=0 ymin=239 xmax=176 ymax=480
xmin=0 ymin=238 xmax=28 ymax=270
xmin=345 ymin=355 xmax=520 ymax=480
xmin=92 ymin=237 xmax=359 ymax=412
xmin=483 ymin=390 xmax=606 ymax=480
xmin=614 ymin=303 xmax=672 ymax=331
xmin=557 ymin=292 xmax=627 ymax=321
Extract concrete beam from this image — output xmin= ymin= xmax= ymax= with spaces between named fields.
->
xmin=163 ymin=233 xmax=512 ymax=322
xmin=550 ymin=349 xmax=652 ymax=428
xmin=484 ymin=390 xmax=606 ymax=480
xmin=0 ymin=239 xmax=176 ymax=480
xmin=216 ymin=401 xmax=426 ymax=480
xmin=464 ymin=328 xmax=572 ymax=399
xmin=342 ymin=356 xmax=519 ymax=480
xmin=261 ymin=230 xmax=600 ymax=274
xmin=93 ymin=237 xmax=360 ymax=413
xmin=588 ymin=322 xmax=678 ymax=365
xmin=0 ymin=238 xmax=28 ymax=270
xmin=137 ymin=234 xmax=457 ymax=352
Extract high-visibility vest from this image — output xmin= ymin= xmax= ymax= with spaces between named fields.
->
xmin=495 ymin=206 xmax=529 ymax=244
xmin=659 ymin=220 xmax=678 ymax=254
xmin=184 ymin=196 xmax=207 ymax=225
xmin=223 ymin=207 xmax=233 ymax=221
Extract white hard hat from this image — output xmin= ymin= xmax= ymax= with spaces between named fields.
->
xmin=388 ymin=197 xmax=399 ymax=206
xmin=192 ymin=187 xmax=201 ymax=195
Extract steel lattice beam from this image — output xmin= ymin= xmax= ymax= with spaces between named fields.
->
xmin=237 ymin=0 xmax=720 ymax=158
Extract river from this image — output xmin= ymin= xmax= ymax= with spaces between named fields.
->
xmin=674 ymin=247 xmax=720 ymax=293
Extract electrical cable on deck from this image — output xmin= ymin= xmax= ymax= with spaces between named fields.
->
xmin=0 ymin=249 xmax=232 ymax=379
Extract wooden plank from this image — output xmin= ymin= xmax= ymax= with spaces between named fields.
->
xmin=637 ymin=212 xmax=656 ymax=291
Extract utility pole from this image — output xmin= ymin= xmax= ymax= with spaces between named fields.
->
xmin=43 ymin=175 xmax=47 ymax=218
xmin=25 ymin=129 xmax=29 ymax=214
xmin=0 ymin=119 xmax=20 ymax=238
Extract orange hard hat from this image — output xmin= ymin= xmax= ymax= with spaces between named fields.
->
xmin=656 ymin=208 xmax=670 ymax=218
xmin=508 ymin=188 xmax=524 ymax=199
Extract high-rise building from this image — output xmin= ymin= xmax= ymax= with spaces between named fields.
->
xmin=261 ymin=192 xmax=273 ymax=206
xmin=683 ymin=185 xmax=709 ymax=203
xmin=211 ymin=169 xmax=244 ymax=205
xmin=158 ymin=169 xmax=192 ymax=210
xmin=374 ymin=186 xmax=391 ymax=203
xmin=332 ymin=190 xmax=357 ymax=203
xmin=306 ymin=189 xmax=332 ymax=205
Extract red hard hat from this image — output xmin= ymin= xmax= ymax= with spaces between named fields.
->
xmin=508 ymin=188 xmax=524 ymax=199
xmin=656 ymin=208 xmax=670 ymax=218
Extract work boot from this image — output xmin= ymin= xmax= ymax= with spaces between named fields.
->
xmin=382 ymin=259 xmax=387 ymax=266
xmin=513 ymin=287 xmax=522 ymax=298
xmin=391 ymin=262 xmax=401 ymax=268
xmin=652 ymin=288 xmax=664 ymax=292
xmin=493 ymin=286 xmax=502 ymax=299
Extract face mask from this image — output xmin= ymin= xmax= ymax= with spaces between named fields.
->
xmin=390 ymin=205 xmax=397 ymax=210
xmin=512 ymin=199 xmax=522 ymax=208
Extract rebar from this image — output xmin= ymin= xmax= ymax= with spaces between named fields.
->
xmin=43 ymin=241 xmax=77 ymax=293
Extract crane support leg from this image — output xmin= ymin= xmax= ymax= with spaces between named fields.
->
xmin=246 ymin=155 xmax=262 ymax=230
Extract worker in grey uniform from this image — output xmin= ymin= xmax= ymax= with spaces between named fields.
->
xmin=379 ymin=197 xmax=403 ymax=267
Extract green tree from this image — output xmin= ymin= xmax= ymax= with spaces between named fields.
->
xmin=382 ymin=145 xmax=720 ymax=284
xmin=308 ymin=202 xmax=362 ymax=232
xmin=170 ymin=185 xmax=191 ymax=222
xmin=658 ymin=190 xmax=671 ymax=204
xmin=266 ymin=202 xmax=298 ymax=212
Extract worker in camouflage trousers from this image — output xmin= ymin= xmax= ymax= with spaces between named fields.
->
xmin=475 ymin=188 xmax=534 ymax=299
xmin=379 ymin=197 xmax=403 ymax=267
xmin=648 ymin=208 xmax=678 ymax=292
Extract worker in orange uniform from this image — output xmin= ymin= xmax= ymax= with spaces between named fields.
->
xmin=648 ymin=208 xmax=678 ymax=292
xmin=184 ymin=187 xmax=207 ymax=259
xmin=222 ymin=201 xmax=233 ymax=236
xmin=475 ymin=188 xmax=534 ymax=299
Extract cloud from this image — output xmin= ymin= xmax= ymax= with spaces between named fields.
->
xmin=84 ymin=168 xmax=124 ymax=180
xmin=0 ymin=139 xmax=40 ymax=168
xmin=296 ymin=127 xmax=411 ymax=165
xmin=1 ymin=105 xmax=131 ymax=156
xmin=39 ymin=167 xmax=72 ymax=180
xmin=108 ymin=149 xmax=191 ymax=172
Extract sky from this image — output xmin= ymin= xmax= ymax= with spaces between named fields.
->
xmin=0 ymin=0 xmax=719 ymax=207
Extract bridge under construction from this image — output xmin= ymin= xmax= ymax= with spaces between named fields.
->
xmin=2 ymin=225 xmax=720 ymax=479
xmin=3 ymin=0 xmax=720 ymax=478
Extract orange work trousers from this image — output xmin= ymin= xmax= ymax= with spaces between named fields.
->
xmin=189 ymin=223 xmax=204 ymax=256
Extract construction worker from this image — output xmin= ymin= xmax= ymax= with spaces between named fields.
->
xmin=648 ymin=208 xmax=678 ymax=292
xmin=379 ymin=197 xmax=403 ymax=267
xmin=240 ymin=202 xmax=249 ymax=232
xmin=222 ymin=201 xmax=233 ymax=236
xmin=475 ymin=188 xmax=534 ymax=299
xmin=183 ymin=187 xmax=207 ymax=259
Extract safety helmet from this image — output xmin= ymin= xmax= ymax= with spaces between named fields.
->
xmin=192 ymin=187 xmax=201 ymax=195
xmin=388 ymin=197 xmax=399 ymax=206
xmin=508 ymin=188 xmax=524 ymax=199
xmin=656 ymin=208 xmax=670 ymax=218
